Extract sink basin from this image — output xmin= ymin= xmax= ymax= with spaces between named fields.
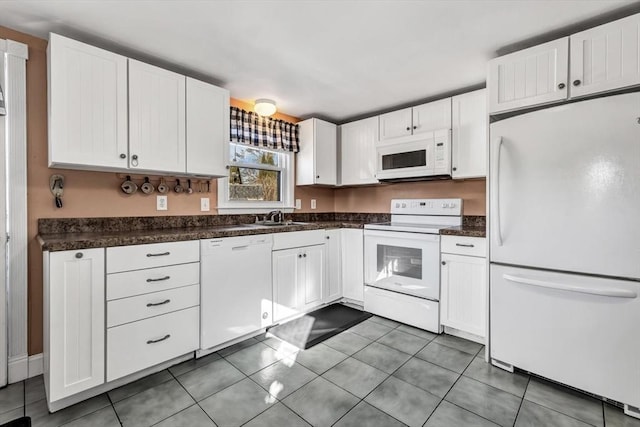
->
xmin=244 ymin=221 xmax=308 ymax=227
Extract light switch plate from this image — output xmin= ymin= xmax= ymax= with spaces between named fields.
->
xmin=311 ymin=199 xmax=317 ymax=209
xmin=295 ymin=199 xmax=302 ymax=210
xmin=156 ymin=195 xmax=168 ymax=211
xmin=200 ymin=197 xmax=210 ymax=212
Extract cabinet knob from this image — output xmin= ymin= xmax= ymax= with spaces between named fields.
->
xmin=303 ymin=253 xmax=307 ymax=258
xmin=326 ymin=236 xmax=330 ymax=239
xmin=316 ymin=175 xmax=320 ymax=179
xmin=298 ymin=254 xmax=303 ymax=258
xmin=441 ymin=261 xmax=446 ymax=265
xmin=119 ymin=153 xmax=126 ymax=159
xmin=75 ymin=252 xmax=83 ymax=259
xmin=557 ymin=83 xmax=566 ymax=89
xmin=262 ymin=312 xmax=269 ymax=320
xmin=573 ymin=79 xmax=581 ymax=86
xmin=452 ymin=167 xmax=457 ymax=171
xmin=131 ymin=154 xmax=139 ymax=167
xmin=413 ymin=125 xmax=417 ymax=130
xmin=406 ymin=127 xmax=411 ymax=131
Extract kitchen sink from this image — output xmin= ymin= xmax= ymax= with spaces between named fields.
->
xmin=244 ymin=221 xmax=309 ymax=227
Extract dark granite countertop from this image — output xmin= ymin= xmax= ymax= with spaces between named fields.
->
xmin=37 ymin=214 xmax=485 ymax=251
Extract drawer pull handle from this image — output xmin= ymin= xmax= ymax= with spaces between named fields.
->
xmin=146 ymin=252 xmax=170 ymax=257
xmin=146 ymin=276 xmax=171 ymax=282
xmin=147 ymin=299 xmax=171 ymax=307
xmin=455 ymin=243 xmax=475 ymax=248
xmin=146 ymin=334 xmax=171 ymax=344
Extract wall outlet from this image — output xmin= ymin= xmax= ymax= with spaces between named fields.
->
xmin=200 ymin=197 xmax=210 ymax=212
xmin=311 ymin=199 xmax=317 ymax=209
xmin=156 ymin=195 xmax=168 ymax=211
xmin=295 ymin=199 xmax=301 ymax=210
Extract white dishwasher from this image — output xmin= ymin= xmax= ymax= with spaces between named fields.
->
xmin=200 ymin=234 xmax=273 ymax=350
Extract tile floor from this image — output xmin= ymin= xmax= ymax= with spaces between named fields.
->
xmin=0 ymin=316 xmax=637 ymax=426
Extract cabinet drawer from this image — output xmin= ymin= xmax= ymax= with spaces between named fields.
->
xmin=272 ymin=230 xmax=326 ymax=250
xmin=107 ymin=262 xmax=199 ymax=300
xmin=441 ymin=236 xmax=486 ymax=257
xmin=107 ymin=241 xmax=199 ymax=273
xmin=107 ymin=284 xmax=199 ymax=327
xmin=107 ymin=307 xmax=199 ymax=381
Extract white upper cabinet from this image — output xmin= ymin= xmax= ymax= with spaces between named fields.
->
xmin=186 ymin=77 xmax=230 ymax=177
xmin=379 ymin=108 xmax=413 ymax=140
xmin=488 ymin=37 xmax=569 ymax=114
xmin=379 ymin=99 xmax=451 ymax=143
xmin=451 ymin=89 xmax=487 ymax=179
xmin=128 ymin=59 xmax=186 ymax=174
xmin=296 ymin=118 xmax=337 ymax=186
xmin=412 ymin=98 xmax=452 ymax=136
xmin=570 ymin=14 xmax=640 ymax=98
xmin=48 ymin=33 xmax=128 ymax=170
xmin=338 ymin=117 xmax=378 ymax=186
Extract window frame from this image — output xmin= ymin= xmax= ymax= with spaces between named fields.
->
xmin=217 ymin=143 xmax=295 ymax=214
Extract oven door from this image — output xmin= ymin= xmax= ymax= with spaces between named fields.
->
xmin=364 ymin=229 xmax=440 ymax=300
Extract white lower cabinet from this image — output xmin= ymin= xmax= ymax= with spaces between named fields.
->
xmin=272 ymin=231 xmax=326 ymax=322
xmin=45 ymin=248 xmax=105 ymax=403
xmin=324 ymin=229 xmax=342 ymax=303
xmin=341 ymin=229 xmax=364 ymax=302
xmin=440 ymin=236 xmax=487 ymax=338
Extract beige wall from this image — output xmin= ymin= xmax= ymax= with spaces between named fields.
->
xmin=1 ymin=26 xmax=484 ymax=355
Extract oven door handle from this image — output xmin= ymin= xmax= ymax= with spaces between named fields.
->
xmin=363 ymin=229 xmax=440 ymax=242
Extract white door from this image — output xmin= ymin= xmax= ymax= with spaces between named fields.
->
xmin=342 ymin=229 xmax=364 ymax=302
xmin=491 ymin=263 xmax=640 ymax=408
xmin=379 ymin=108 xmax=412 ymax=141
xmin=129 ymin=59 xmax=186 ymax=174
xmin=301 ymin=245 xmax=324 ymax=310
xmin=324 ymin=230 xmax=342 ymax=303
xmin=273 ymin=248 xmax=301 ymax=322
xmin=452 ymin=89 xmax=487 ymax=179
xmin=488 ymin=38 xmax=569 ymax=114
xmin=440 ymin=253 xmax=486 ymax=337
xmin=364 ymin=230 xmax=440 ymax=300
xmin=412 ymin=98 xmax=452 ymax=135
xmin=0 ymin=102 xmax=5 ymax=388
xmin=186 ymin=78 xmax=229 ymax=177
xmin=339 ymin=117 xmax=378 ymax=185
xmin=490 ymin=93 xmax=640 ymax=279
xmin=48 ymin=249 xmax=105 ymax=401
xmin=314 ymin=119 xmax=337 ymax=185
xmin=48 ymin=33 xmax=128 ymax=169
xmin=570 ymin=14 xmax=640 ymax=98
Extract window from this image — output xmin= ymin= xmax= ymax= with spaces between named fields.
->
xmin=217 ymin=143 xmax=294 ymax=213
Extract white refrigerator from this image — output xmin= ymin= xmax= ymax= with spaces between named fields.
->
xmin=489 ymin=92 xmax=640 ymax=415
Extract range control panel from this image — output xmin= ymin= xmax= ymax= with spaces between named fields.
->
xmin=390 ymin=198 xmax=463 ymax=216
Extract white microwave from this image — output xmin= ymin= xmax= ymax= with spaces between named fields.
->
xmin=375 ymin=129 xmax=451 ymax=181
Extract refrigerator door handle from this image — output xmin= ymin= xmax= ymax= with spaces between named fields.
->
xmin=503 ymin=274 xmax=637 ymax=299
xmin=491 ymin=137 xmax=504 ymax=246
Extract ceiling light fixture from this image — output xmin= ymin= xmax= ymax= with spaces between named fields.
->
xmin=254 ymin=99 xmax=277 ymax=117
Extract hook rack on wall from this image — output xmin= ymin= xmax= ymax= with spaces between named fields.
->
xmin=115 ymin=173 xmax=212 ymax=195
xmin=49 ymin=174 xmax=64 ymax=208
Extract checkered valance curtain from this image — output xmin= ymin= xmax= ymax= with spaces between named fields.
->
xmin=230 ymin=106 xmax=300 ymax=153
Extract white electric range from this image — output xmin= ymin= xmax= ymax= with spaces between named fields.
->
xmin=363 ymin=198 xmax=462 ymax=333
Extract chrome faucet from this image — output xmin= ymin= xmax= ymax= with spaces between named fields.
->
xmin=266 ymin=210 xmax=283 ymax=223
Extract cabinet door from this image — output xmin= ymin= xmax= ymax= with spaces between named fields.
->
xmin=341 ymin=229 xmax=364 ymax=302
xmin=324 ymin=230 xmax=342 ymax=303
xmin=412 ymin=98 xmax=452 ymax=135
xmin=301 ymin=245 xmax=324 ymax=310
xmin=48 ymin=34 xmax=128 ymax=170
xmin=379 ymin=108 xmax=412 ymax=141
xmin=488 ymin=38 xmax=569 ymax=114
xmin=451 ymin=89 xmax=487 ymax=179
xmin=339 ymin=117 xmax=378 ymax=185
xmin=272 ymin=248 xmax=301 ymax=322
xmin=186 ymin=78 xmax=229 ymax=177
xmin=440 ymin=253 xmax=486 ymax=337
xmin=48 ymin=248 xmax=105 ymax=401
xmin=570 ymin=14 xmax=640 ymax=98
xmin=314 ymin=120 xmax=337 ymax=185
xmin=129 ymin=59 xmax=186 ymax=173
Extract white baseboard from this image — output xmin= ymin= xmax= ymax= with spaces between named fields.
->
xmin=7 ymin=353 xmax=44 ymax=383
xmin=443 ymin=326 xmax=486 ymax=345
xmin=8 ymin=354 xmax=27 ymax=383
xmin=28 ymin=353 xmax=43 ymax=377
